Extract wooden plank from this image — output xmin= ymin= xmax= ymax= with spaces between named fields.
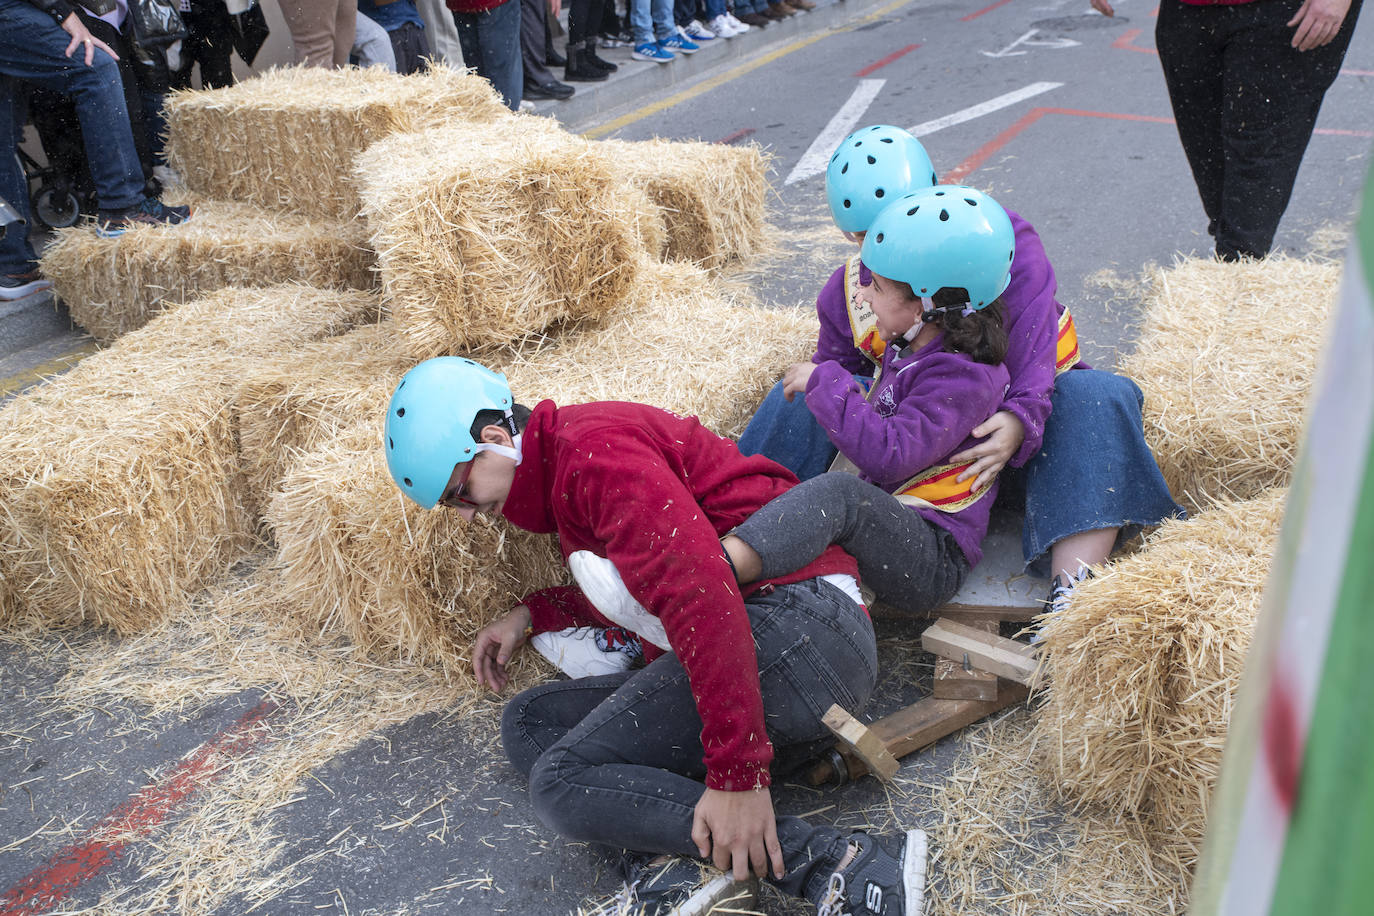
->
xmin=871 ymin=680 xmax=1030 ymax=759
xmin=822 ymin=704 xmax=900 ymax=782
xmin=936 ymin=601 xmax=1042 ymax=623
xmin=922 ymin=618 xmax=1040 ymax=685
xmin=932 ymin=658 xmax=999 ymax=700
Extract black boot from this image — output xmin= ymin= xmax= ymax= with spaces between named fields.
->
xmin=583 ymin=39 xmax=619 ymax=73
xmin=546 ymin=44 xmax=567 ymax=68
xmin=564 ymin=44 xmax=609 ymax=82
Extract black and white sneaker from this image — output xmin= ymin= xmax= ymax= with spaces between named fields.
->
xmin=816 ymin=830 xmax=927 ymax=916
xmin=587 ymin=853 xmax=756 ymax=916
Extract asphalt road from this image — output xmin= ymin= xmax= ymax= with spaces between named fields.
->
xmin=1 ymin=1 xmax=1371 ymax=914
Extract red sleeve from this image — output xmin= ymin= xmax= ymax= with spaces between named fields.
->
xmin=565 ymin=437 xmax=774 ymax=791
xmin=523 ymin=585 xmax=613 ymax=632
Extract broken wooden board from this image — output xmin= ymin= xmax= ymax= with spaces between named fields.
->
xmin=822 ymin=704 xmax=900 ymax=782
xmin=931 ymin=615 xmax=999 ymax=701
xmin=922 ymin=618 xmax=1040 ymax=686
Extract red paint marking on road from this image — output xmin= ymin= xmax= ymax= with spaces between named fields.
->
xmin=961 ymin=0 xmax=1015 ymax=22
xmin=1151 ymin=4 xmax=1159 ymax=15
xmin=854 ymin=44 xmax=920 ymax=78
xmin=1341 ymin=68 xmax=1374 ymax=76
xmin=0 ymin=699 xmax=280 ymax=916
xmin=716 ymin=128 xmax=757 ymax=145
xmin=1262 ymin=680 xmax=1302 ymax=814
xmin=1112 ymin=27 xmax=1157 ymax=55
xmin=946 ymin=105 xmax=1370 ymax=182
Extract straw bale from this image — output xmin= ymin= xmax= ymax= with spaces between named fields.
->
xmin=40 ymin=198 xmax=376 ymax=343
xmin=164 ymin=65 xmax=510 ymax=220
xmin=594 ymin=138 xmax=770 ymax=269
xmin=236 ymin=321 xmax=417 ymax=518
xmin=268 ymin=262 xmax=817 ymax=672
xmin=356 ymin=120 xmax=651 ymax=355
xmin=1031 ymin=488 xmax=1287 ymax=860
xmin=0 ymin=286 xmax=381 ymax=634
xmin=1120 ymin=256 xmax=1338 ymax=512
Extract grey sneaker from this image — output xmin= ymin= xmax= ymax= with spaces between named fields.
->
xmin=816 ymin=830 xmax=927 ymax=916
xmin=588 ymin=853 xmax=757 ymax=915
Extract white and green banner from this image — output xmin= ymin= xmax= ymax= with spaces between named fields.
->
xmin=1191 ymin=159 xmax=1374 ymax=914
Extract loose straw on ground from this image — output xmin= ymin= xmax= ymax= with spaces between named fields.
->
xmin=1120 ymin=256 xmax=1338 ymax=512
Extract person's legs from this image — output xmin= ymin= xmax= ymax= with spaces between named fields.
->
xmin=519 ymin=581 xmax=879 ymax=902
xmin=0 ymin=75 xmax=39 ymax=275
xmin=390 ymin=21 xmax=431 ymax=74
xmin=1213 ymin=0 xmax=1362 ymax=259
xmin=1156 ymin=0 xmax=1228 ymax=247
xmin=726 ymin=472 xmax=970 ymax=617
xmin=352 ymin=12 xmax=397 ymax=69
xmin=278 ymin=0 xmax=345 ymax=66
xmin=520 ymin=0 xmax=559 ymax=85
xmin=737 ymin=379 xmax=840 ymax=481
xmin=454 ymin=0 xmax=523 ymax=109
xmin=0 ymin=0 xmax=145 ymax=212
xmin=629 ymin=0 xmax=656 ymax=44
xmin=1022 ymin=369 xmax=1185 ymax=575
xmin=333 ymin=0 xmax=358 ymax=67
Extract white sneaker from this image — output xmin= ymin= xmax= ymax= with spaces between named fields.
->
xmin=530 ymin=626 xmax=644 ymax=678
xmin=709 ymin=13 xmax=738 ymax=36
xmin=684 ymin=19 xmax=717 ymax=40
xmin=568 ymin=551 xmax=671 ymax=650
xmin=724 ymin=11 xmax=751 ymax=32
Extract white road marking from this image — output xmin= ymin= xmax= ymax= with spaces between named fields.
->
xmin=784 ymin=79 xmax=886 ymax=186
xmin=908 ymin=81 xmax=1064 ymax=137
xmin=983 ymin=28 xmax=1081 ymax=58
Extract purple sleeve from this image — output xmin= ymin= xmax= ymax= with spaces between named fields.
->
xmin=999 ymin=212 xmax=1060 ymax=468
xmin=804 ymin=356 xmax=1008 ymax=488
xmin=813 ymin=263 xmax=875 ymax=377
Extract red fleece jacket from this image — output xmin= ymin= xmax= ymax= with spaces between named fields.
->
xmin=501 ymin=400 xmax=860 ymax=792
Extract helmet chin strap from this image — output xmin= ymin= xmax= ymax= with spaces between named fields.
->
xmin=475 ymin=433 xmax=523 ymax=466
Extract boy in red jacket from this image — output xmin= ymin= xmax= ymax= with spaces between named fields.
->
xmin=384 ymin=356 xmax=928 ymax=916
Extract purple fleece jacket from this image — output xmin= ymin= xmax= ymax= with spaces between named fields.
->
xmin=804 ymin=335 xmax=1010 ymax=568
xmin=813 ymin=210 xmax=1084 ymax=469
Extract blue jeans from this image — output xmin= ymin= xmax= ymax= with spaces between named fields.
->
xmin=502 ymin=579 xmax=878 ymax=903
xmin=452 ymin=0 xmax=523 ymax=111
xmin=737 ymin=369 xmax=1186 ymax=572
xmin=630 ymin=0 xmax=675 ymax=43
xmin=0 ymin=0 xmax=145 ymax=271
xmin=674 ymin=0 xmax=724 ymax=26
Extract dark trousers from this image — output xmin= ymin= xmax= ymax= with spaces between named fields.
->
xmin=452 ymin=0 xmax=523 ymax=110
xmin=501 ymin=579 xmax=878 ymax=903
xmin=1156 ymin=0 xmax=1362 ymax=260
xmin=566 ymin=0 xmax=608 ymax=46
xmin=519 ymin=0 xmax=556 ymax=86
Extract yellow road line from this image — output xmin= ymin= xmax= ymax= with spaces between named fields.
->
xmin=0 ymin=341 xmax=101 ymax=398
xmin=582 ymin=0 xmax=915 ymax=139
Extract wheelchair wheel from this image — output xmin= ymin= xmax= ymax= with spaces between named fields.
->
xmin=32 ymin=185 xmax=81 ymax=230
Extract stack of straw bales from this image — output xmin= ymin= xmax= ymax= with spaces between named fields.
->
xmin=355 ymin=122 xmax=659 ymax=358
xmin=164 ymin=65 xmax=511 ymax=220
xmin=266 ymin=262 xmax=817 ymax=674
xmin=593 ymin=139 xmax=770 ymax=269
xmin=1031 ymin=487 xmax=1287 ymax=860
xmin=40 ymin=199 xmax=375 ymax=342
xmin=0 ymin=285 xmax=379 ymax=633
xmin=1121 ymin=256 xmax=1339 ymax=512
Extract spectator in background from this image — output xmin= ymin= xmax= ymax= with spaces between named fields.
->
xmin=413 ymin=0 xmax=465 ymax=65
xmin=351 ymin=8 xmax=397 ymax=67
xmin=358 ymin=0 xmax=431 ymax=73
xmin=672 ymin=0 xmax=741 ymax=40
xmin=171 ymin=0 xmax=256 ymax=90
xmin=278 ymin=0 xmax=356 ymax=67
xmin=2 ymin=0 xmax=190 ymax=299
xmin=520 ymin=0 xmax=572 ymax=99
xmin=448 ymin=0 xmax=521 ymax=108
xmin=563 ymin=0 xmax=615 ymax=80
xmin=1094 ymin=0 xmax=1363 ymax=260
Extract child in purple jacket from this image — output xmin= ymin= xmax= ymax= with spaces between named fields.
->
xmin=737 ymin=125 xmax=1184 ymax=614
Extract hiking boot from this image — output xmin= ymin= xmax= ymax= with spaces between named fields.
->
xmin=0 ymin=269 xmax=52 ymax=301
xmin=587 ymin=853 xmax=757 ymax=916
xmin=568 ymin=551 xmax=669 ymax=649
xmin=738 ymin=11 xmax=770 ymax=26
xmin=765 ymin=2 xmax=795 ymax=17
xmin=816 ymin=830 xmax=927 ymax=916
xmin=96 ymin=197 xmax=192 ymax=237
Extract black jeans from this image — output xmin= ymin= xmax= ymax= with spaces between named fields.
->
xmin=1156 ymin=0 xmax=1362 ymax=260
xmin=501 ymin=579 xmax=878 ymax=903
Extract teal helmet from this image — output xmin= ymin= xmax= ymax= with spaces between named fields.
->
xmin=384 ymin=357 xmax=514 ymax=510
xmin=859 ymin=185 xmax=1015 ymax=310
xmin=825 ymin=125 xmax=938 ymax=234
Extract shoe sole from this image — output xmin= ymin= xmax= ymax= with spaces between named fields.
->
xmin=0 ymin=281 xmax=53 ymax=300
xmin=631 ymin=52 xmax=674 ymax=62
xmin=901 ymin=829 xmax=928 ymax=916
xmin=673 ymin=875 xmax=757 ymax=916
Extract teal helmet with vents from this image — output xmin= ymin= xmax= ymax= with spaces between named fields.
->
xmin=825 ymin=125 xmax=938 ymax=233
xmin=860 ymin=185 xmax=1015 ymax=310
xmin=384 ymin=357 xmax=513 ymax=510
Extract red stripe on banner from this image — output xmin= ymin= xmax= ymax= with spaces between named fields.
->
xmin=854 ymin=44 xmax=921 ymax=78
xmin=961 ymin=0 xmax=1015 ymax=21
xmin=1112 ymin=27 xmax=1157 ymax=55
xmin=0 ymin=700 xmax=280 ymax=916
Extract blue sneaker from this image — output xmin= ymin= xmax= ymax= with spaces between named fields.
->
xmin=632 ymin=41 xmax=675 ymax=62
xmin=658 ymin=31 xmax=700 ymax=54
